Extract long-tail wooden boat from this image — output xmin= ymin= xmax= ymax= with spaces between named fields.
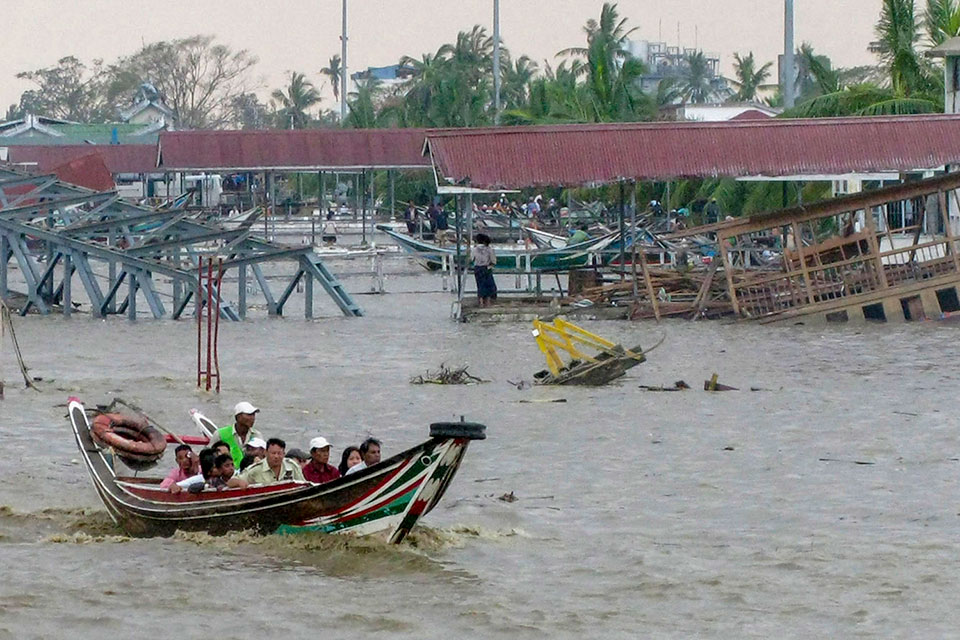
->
xmin=68 ymin=398 xmax=485 ymax=542
xmin=376 ymin=225 xmax=597 ymax=271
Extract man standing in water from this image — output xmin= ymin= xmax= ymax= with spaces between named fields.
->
xmin=215 ymin=402 xmax=263 ymax=466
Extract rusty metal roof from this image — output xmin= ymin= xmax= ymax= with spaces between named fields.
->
xmin=424 ymin=115 xmax=960 ymax=188
xmin=50 ymin=153 xmax=116 ymax=191
xmin=4 ymin=144 xmax=157 ymax=174
xmin=158 ymin=129 xmax=432 ymax=171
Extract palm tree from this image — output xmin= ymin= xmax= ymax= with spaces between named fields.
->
xmin=795 ymin=43 xmax=840 ymax=99
xmin=556 ymin=2 xmax=649 ymax=121
xmin=320 ymin=55 xmax=342 ymax=104
xmin=925 ymin=0 xmax=960 ymax=45
xmin=500 ymin=54 xmax=539 ymax=110
xmin=874 ymin=0 xmax=927 ymax=96
xmin=732 ymin=52 xmax=772 ymax=101
xmin=680 ymin=51 xmax=713 ymax=103
xmin=271 ymin=71 xmax=321 ymax=129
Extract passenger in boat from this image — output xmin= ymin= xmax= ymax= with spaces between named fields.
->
xmin=209 ymin=453 xmax=249 ymax=490
xmin=285 ymin=448 xmax=310 ymax=464
xmin=160 ymin=444 xmax=199 ymax=489
xmin=238 ymin=453 xmax=257 ymax=473
xmin=471 ymin=233 xmax=497 ymax=307
xmin=244 ymin=437 xmax=267 ymax=461
xmin=215 ymin=401 xmax=264 ymax=467
xmin=302 ymin=436 xmax=340 ymax=484
xmin=170 ymin=448 xmax=217 ymax=494
xmin=240 ymin=438 xmax=306 ymax=485
xmin=211 ymin=440 xmax=231 ymax=460
xmin=338 ymin=446 xmax=362 ymax=476
xmin=346 ymin=437 xmax=381 ymax=475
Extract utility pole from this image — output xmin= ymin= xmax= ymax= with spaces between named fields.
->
xmin=784 ymin=0 xmax=795 ymax=108
xmin=341 ymin=0 xmax=348 ymax=123
xmin=493 ymin=0 xmax=501 ymax=124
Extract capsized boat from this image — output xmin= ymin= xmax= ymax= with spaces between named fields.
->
xmin=531 ymin=318 xmax=648 ymax=386
xmin=68 ymin=398 xmax=485 ymax=542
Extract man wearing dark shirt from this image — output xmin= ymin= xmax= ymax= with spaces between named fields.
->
xmin=302 ymin=436 xmax=340 ymax=484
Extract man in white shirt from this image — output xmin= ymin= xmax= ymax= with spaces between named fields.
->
xmin=345 ymin=437 xmax=381 ymax=475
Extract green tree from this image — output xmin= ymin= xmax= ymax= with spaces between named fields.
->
xmin=679 ymin=51 xmax=714 ymax=103
xmin=557 ymin=2 xmax=650 ymax=121
xmin=925 ymin=0 xmax=960 ymax=45
xmin=16 ymin=56 xmax=113 ymax=122
xmin=732 ymin=52 xmax=772 ymax=101
xmin=271 ymin=71 xmax=321 ymax=129
xmin=111 ymin=35 xmax=258 ymax=128
xmin=320 ymin=54 xmax=343 ymax=104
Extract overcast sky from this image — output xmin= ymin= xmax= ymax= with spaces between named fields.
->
xmin=3 ymin=0 xmax=885 ymax=112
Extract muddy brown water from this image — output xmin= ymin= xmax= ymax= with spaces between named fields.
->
xmin=1 ymin=265 xmax=959 ymax=638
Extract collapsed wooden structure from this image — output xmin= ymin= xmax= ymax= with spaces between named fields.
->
xmin=715 ymin=172 xmax=960 ymax=324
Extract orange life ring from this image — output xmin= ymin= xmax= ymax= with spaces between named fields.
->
xmin=92 ymin=413 xmax=167 ymax=460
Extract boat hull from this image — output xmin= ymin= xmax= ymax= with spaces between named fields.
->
xmin=69 ymin=400 xmax=481 ymax=543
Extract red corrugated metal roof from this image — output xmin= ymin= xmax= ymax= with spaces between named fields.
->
xmin=50 ymin=153 xmax=116 ymax=191
xmin=424 ymin=115 xmax=960 ymax=188
xmin=730 ymin=109 xmax=773 ymax=120
xmin=3 ymin=144 xmax=157 ymax=174
xmin=158 ymin=129 xmax=432 ymax=170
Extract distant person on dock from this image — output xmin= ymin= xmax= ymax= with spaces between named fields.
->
xmin=216 ymin=402 xmax=263 ymax=467
xmin=567 ymin=224 xmax=590 ymax=246
xmin=302 ymin=436 xmax=341 ymax=484
xmin=322 ymin=213 xmax=338 ymax=244
xmin=471 ymin=233 xmax=498 ymax=307
xmin=240 ymin=438 xmax=306 ymax=485
xmin=705 ymin=198 xmax=720 ymax=224
xmin=346 ymin=437 xmax=382 ymax=475
xmin=160 ymin=444 xmax=199 ymax=489
xmin=404 ymin=203 xmax=418 ymax=234
xmin=338 ymin=446 xmax=363 ymax=476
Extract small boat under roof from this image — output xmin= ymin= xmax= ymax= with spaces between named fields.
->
xmin=68 ymin=398 xmax=485 ymax=543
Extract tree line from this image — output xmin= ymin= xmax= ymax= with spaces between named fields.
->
xmin=10 ymin=1 xmax=958 ymax=132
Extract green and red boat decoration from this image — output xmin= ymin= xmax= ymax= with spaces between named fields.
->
xmin=68 ymin=398 xmax=485 ymax=543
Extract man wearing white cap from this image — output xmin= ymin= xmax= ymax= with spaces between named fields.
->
xmin=215 ymin=401 xmax=263 ymax=467
xmin=302 ymin=436 xmax=340 ymax=484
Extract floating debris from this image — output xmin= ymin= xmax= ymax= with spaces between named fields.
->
xmin=704 ymin=373 xmax=739 ymax=391
xmin=639 ymin=380 xmax=690 ymax=392
xmin=410 ymin=364 xmax=487 ymax=385
xmin=517 ymin=398 xmax=567 ymax=403
xmin=497 ymin=491 xmax=518 ymax=503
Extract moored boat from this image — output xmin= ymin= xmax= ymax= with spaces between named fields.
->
xmin=68 ymin=398 xmax=485 ymax=543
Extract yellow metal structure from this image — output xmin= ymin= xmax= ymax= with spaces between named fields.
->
xmin=532 ymin=317 xmax=639 ymax=377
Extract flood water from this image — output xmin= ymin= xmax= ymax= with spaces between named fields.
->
xmin=1 ymin=259 xmax=960 ymax=638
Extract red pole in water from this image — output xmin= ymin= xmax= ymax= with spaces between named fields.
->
xmin=196 ymin=258 xmax=202 ymax=388
xmin=213 ymin=258 xmax=223 ymax=393
xmin=205 ymin=258 xmax=214 ymax=391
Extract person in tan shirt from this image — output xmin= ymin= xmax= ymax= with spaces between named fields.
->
xmin=240 ymin=437 xmax=305 ymax=485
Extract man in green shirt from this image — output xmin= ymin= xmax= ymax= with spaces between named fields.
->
xmin=241 ymin=437 xmax=306 ymax=485
xmin=567 ymin=224 xmax=590 ymax=246
xmin=215 ymin=401 xmax=263 ymax=466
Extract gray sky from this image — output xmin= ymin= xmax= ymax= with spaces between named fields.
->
xmin=3 ymin=0 xmax=884 ymax=112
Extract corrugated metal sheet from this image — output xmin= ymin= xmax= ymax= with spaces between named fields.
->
xmin=4 ymin=144 xmax=157 ymax=174
xmin=158 ymin=129 xmax=432 ymax=171
xmin=425 ymin=115 xmax=960 ymax=188
xmin=50 ymin=153 xmax=116 ymax=191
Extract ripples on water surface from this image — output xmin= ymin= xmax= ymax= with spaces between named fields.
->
xmin=1 ymin=269 xmax=960 ymax=638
